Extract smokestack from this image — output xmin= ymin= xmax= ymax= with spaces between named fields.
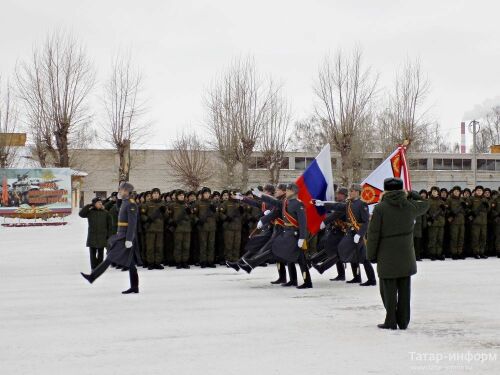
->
xmin=461 ymin=122 xmax=466 ymax=153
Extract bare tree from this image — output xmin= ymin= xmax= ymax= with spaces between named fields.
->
xmin=16 ymin=31 xmax=95 ymax=167
xmin=288 ymin=116 xmax=326 ymax=153
xmin=377 ymin=59 xmax=432 ymax=154
xmin=0 ymin=80 xmax=20 ymax=168
xmin=166 ymin=132 xmax=214 ymax=190
xmin=101 ymin=54 xmax=148 ymax=181
xmin=206 ymin=57 xmax=274 ymax=189
xmin=314 ymin=49 xmax=378 ymax=186
xmin=259 ymin=91 xmax=291 ymax=184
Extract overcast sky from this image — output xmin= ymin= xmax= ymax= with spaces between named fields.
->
xmin=1 ymin=0 xmax=499 ymax=149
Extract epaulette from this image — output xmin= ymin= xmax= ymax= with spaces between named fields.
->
xmin=130 ymin=199 xmax=136 ymax=204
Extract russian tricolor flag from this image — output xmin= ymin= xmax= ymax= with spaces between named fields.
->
xmin=296 ymin=144 xmax=335 ymax=235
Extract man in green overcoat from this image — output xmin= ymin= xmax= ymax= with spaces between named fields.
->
xmin=367 ymin=178 xmax=429 ymax=330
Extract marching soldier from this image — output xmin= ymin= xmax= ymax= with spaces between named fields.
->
xmin=446 ymin=186 xmax=466 ymax=259
xmin=240 ymin=183 xmax=312 ymax=289
xmin=316 ymin=184 xmax=376 ymax=286
xmin=140 ymin=188 xmax=167 ymax=270
xmin=466 ymin=185 xmax=489 ymax=259
xmin=80 ymin=181 xmax=142 ymax=294
xmin=193 ymin=187 xmax=218 ymax=268
xmin=426 ymin=186 xmax=446 ymax=260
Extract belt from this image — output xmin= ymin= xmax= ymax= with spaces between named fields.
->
xmin=118 ymin=222 xmax=128 ymax=227
xmin=284 ymin=223 xmax=298 ymax=228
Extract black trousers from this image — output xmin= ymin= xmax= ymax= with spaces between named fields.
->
xmin=351 ymin=260 xmax=376 ymax=281
xmin=379 ymin=277 xmax=411 ymax=329
xmin=89 ymin=247 xmax=104 ymax=270
xmin=89 ymin=258 xmax=139 ymax=289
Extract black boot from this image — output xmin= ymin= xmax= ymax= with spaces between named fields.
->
xmin=207 ymin=263 xmax=216 ymax=268
xmin=297 ymin=261 xmax=313 ymax=289
xmin=239 ymin=259 xmax=253 ymax=274
xmin=271 ymin=262 xmax=287 ymax=284
xmin=122 ymin=267 xmax=139 ymax=294
xmin=200 ymin=262 xmax=207 ymax=269
xmin=154 ymin=264 xmax=164 ymax=270
xmin=226 ymin=261 xmax=240 ymax=272
xmin=480 ymin=254 xmax=488 ymax=259
xmin=360 ymin=279 xmax=377 ymax=286
xmin=347 ymin=275 xmax=361 ymax=283
xmin=377 ymin=323 xmax=397 ymax=330
xmin=182 ymin=263 xmax=190 ymax=269
xmin=80 ymin=272 xmax=93 ymax=284
xmin=330 ymin=274 xmax=345 ymax=281
xmin=312 ymin=263 xmax=325 ymax=274
xmin=474 ymin=254 xmax=481 ymax=259
xmin=282 ymin=263 xmax=297 ymax=286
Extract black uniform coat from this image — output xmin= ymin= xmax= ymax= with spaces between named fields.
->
xmin=79 ymin=205 xmax=113 ymax=248
xmin=107 ymin=198 xmax=142 ymax=268
xmin=261 ymin=194 xmax=307 ymax=263
xmin=325 ymin=198 xmax=369 ymax=262
xmin=320 ymin=210 xmax=346 ymax=257
xmin=241 ymin=197 xmax=274 ymax=255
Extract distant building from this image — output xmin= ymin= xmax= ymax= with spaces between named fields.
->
xmin=70 ymin=149 xmax=500 ymax=205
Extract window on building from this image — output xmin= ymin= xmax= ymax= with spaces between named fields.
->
xmin=433 ymin=158 xmax=471 ymax=170
xmin=462 ymin=159 xmax=471 ymax=170
xmin=305 ymin=157 xmax=315 ymax=168
xmin=477 ymin=159 xmax=495 ymax=171
xmin=255 ymin=157 xmax=267 ymax=169
xmin=281 ymin=158 xmax=290 ymax=169
xmin=295 ymin=157 xmax=305 ymax=170
xmin=409 ymin=159 xmax=427 ymax=170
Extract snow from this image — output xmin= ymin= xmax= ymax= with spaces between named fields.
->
xmin=1 ymin=215 xmax=499 ymax=375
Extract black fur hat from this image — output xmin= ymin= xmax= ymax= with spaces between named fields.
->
xmin=383 ymin=178 xmax=403 ymax=191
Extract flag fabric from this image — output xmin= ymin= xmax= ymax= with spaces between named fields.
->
xmin=361 ymin=144 xmax=411 ymax=212
xmin=296 ymin=144 xmax=335 ymax=234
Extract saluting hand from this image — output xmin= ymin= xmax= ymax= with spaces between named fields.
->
xmin=251 ymin=188 xmax=262 ymax=198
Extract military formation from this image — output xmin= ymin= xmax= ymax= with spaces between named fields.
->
xmin=79 ymin=182 xmax=500 ymax=294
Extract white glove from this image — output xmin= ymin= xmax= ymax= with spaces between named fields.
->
xmin=252 ymin=188 xmax=262 ymax=198
xmin=353 ymin=234 xmax=360 ymax=244
xmin=125 ymin=241 xmax=133 ymax=248
xmin=314 ymin=200 xmax=325 ymax=207
xmin=233 ymin=192 xmax=243 ymax=200
xmin=257 ymin=220 xmax=263 ymax=229
xmin=263 ymin=210 xmax=271 ymax=216
xmin=320 ymin=221 xmax=326 ymax=230
xmin=297 ymin=239 xmax=305 ymax=248
xmin=117 ymin=192 xmax=122 ymax=199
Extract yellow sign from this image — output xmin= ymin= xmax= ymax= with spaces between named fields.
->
xmin=0 ymin=133 xmax=26 ymax=147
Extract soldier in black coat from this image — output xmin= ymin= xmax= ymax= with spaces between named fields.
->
xmin=239 ymin=183 xmax=312 ymax=289
xmin=316 ymin=184 xmax=376 ymax=286
xmin=81 ymin=182 xmax=142 ymax=294
xmin=79 ymin=197 xmax=113 ymax=271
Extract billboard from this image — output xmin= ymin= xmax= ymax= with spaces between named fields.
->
xmin=0 ymin=168 xmax=72 ymax=218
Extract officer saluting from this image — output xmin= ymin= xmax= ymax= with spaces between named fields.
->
xmin=80 ymin=181 xmax=142 ymax=294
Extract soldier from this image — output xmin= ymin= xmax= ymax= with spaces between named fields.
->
xmin=484 ymin=188 xmax=495 ymax=255
xmin=367 ymin=178 xmax=429 ymax=330
xmin=187 ymin=191 xmax=200 ymax=266
xmin=80 ymin=181 xmax=142 ymax=294
xmin=79 ymin=197 xmax=113 ymax=271
xmin=163 ymin=191 xmax=176 ymax=266
xmin=462 ymin=188 xmax=472 ymax=256
xmin=466 ymin=185 xmax=489 ymax=259
xmin=311 ymin=187 xmax=348 ymax=277
xmin=140 ymin=188 xmax=167 ymax=270
xmin=315 ymin=184 xmax=376 ymax=286
xmin=241 ymin=190 xmax=261 ymax=254
xmin=193 ymin=187 xmax=218 ymax=268
xmin=426 ymin=186 xmax=446 ymax=260
xmin=170 ymin=190 xmax=193 ymax=269
xmin=493 ymin=189 xmax=500 ymax=258
xmin=240 ymin=183 xmax=312 ymax=289
xmin=446 ymin=186 xmax=466 ymax=259
xmin=413 ymin=189 xmax=428 ymax=261
xmin=218 ymin=190 xmax=243 ymax=263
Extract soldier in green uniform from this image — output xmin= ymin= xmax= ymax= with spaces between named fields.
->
xmin=426 ymin=186 xmax=446 ymax=260
xmin=493 ymin=189 xmax=500 ymax=258
xmin=140 ymin=188 xmax=167 ymax=270
xmin=193 ymin=187 xmax=218 ymax=268
xmin=218 ymin=190 xmax=243 ymax=263
xmin=170 ymin=190 xmax=193 ymax=269
xmin=466 ymin=185 xmax=489 ymax=259
xmin=446 ymin=186 xmax=466 ymax=259
xmin=462 ymin=188 xmax=472 ymax=256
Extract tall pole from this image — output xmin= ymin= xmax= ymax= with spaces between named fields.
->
xmin=468 ymin=120 xmax=480 ymax=186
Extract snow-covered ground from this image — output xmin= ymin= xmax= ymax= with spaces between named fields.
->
xmin=1 ymin=215 xmax=499 ymax=375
